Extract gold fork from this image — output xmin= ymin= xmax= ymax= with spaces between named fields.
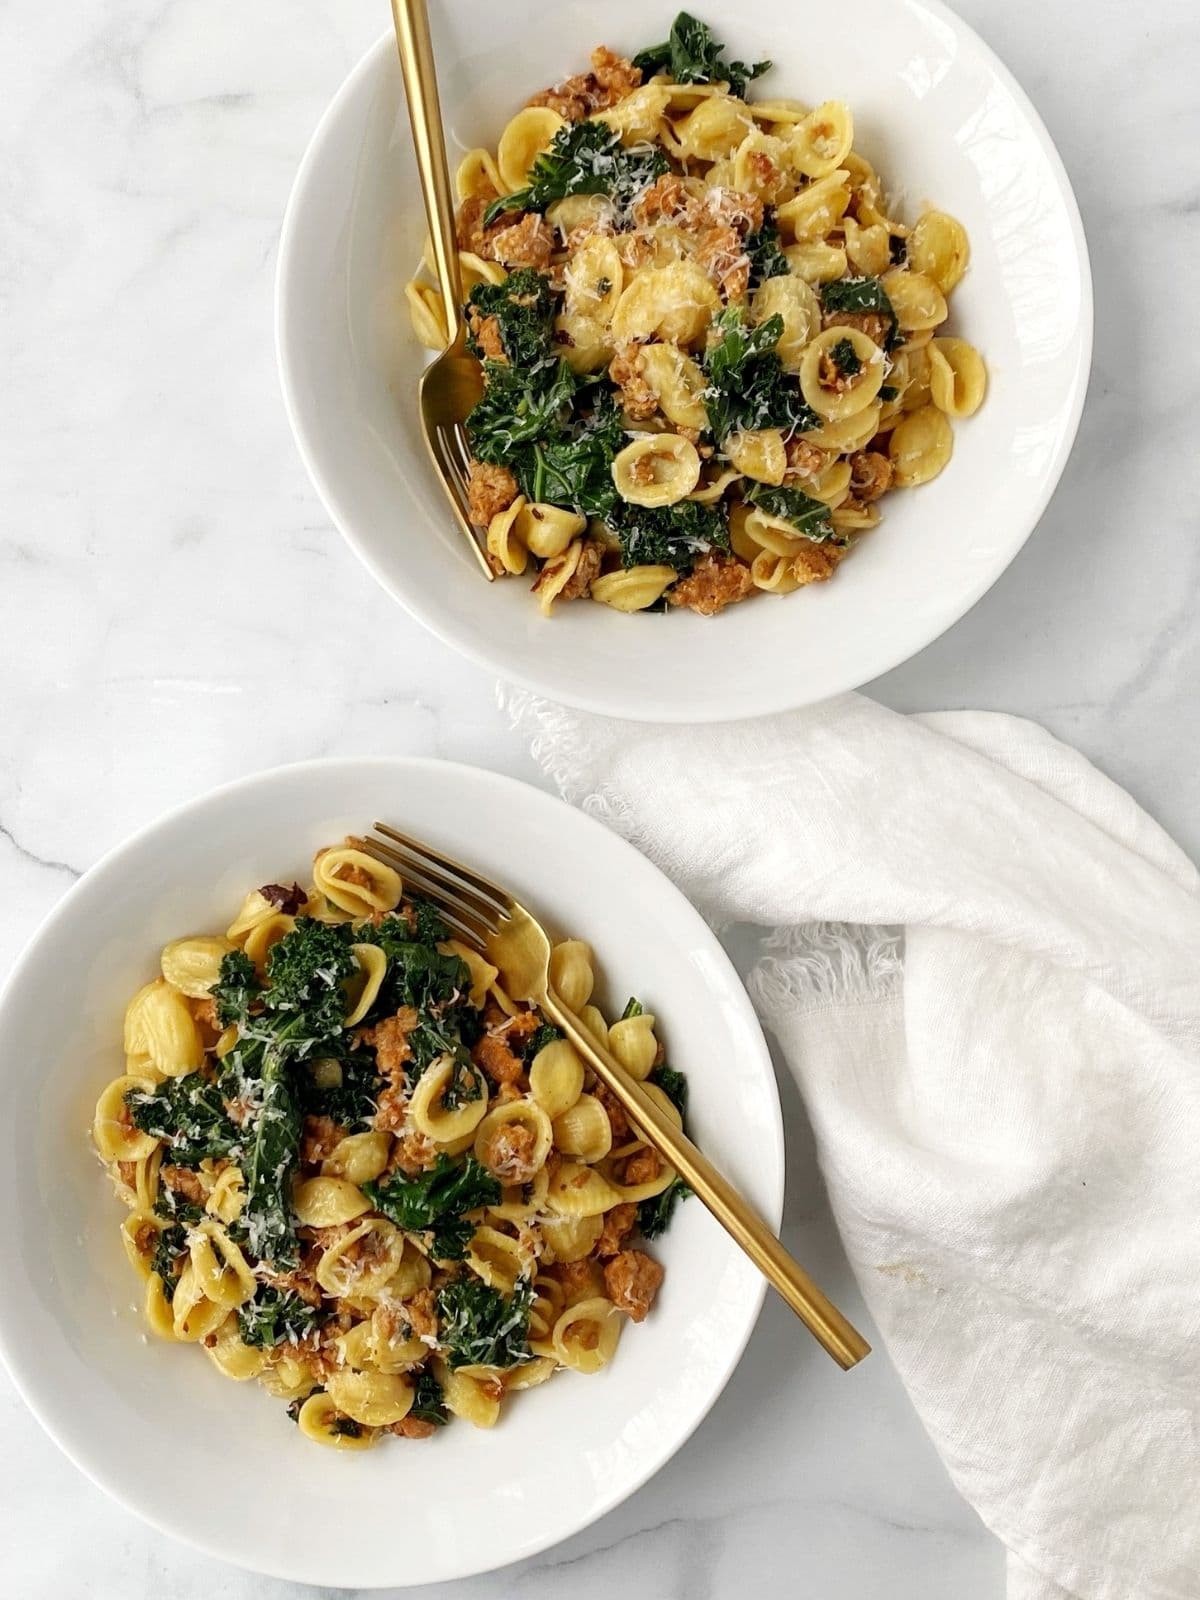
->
xmin=360 ymin=821 xmax=872 ymax=1371
xmin=390 ymin=0 xmax=492 ymax=579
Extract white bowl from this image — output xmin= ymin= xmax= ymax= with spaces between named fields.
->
xmin=276 ymin=0 xmax=1091 ymax=722
xmin=0 ymin=758 xmax=783 ymax=1587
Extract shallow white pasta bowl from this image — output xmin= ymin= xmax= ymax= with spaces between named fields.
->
xmin=0 ymin=758 xmax=783 ymax=1587
xmin=276 ymin=0 xmax=1091 ymax=721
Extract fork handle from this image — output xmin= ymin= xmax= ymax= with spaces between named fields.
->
xmin=391 ymin=0 xmax=463 ymax=334
xmin=543 ymin=992 xmax=872 ymax=1371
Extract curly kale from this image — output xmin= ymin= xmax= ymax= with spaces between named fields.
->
xmin=634 ymin=12 xmax=771 ymax=99
xmin=607 ymin=499 xmax=731 ymax=573
xmin=237 ymin=1284 xmax=326 ymax=1348
xmin=637 ymin=1179 xmax=692 ymax=1240
xmin=126 ymin=1072 xmax=243 ymax=1165
xmin=220 ymin=918 xmax=361 ymax=1266
xmin=484 ymin=120 xmax=668 ymax=226
xmin=745 ymin=221 xmax=790 ymax=287
xmin=436 ymin=1277 xmax=535 ymax=1370
xmin=212 ymin=949 xmax=259 ymax=1029
xmin=703 ymin=307 xmax=820 ymax=441
xmin=409 ymin=898 xmax=450 ymax=946
xmin=829 ymin=337 xmax=862 ymax=378
xmin=365 ymin=1154 xmax=500 ymax=1261
xmin=259 ymin=918 xmax=358 ymax=1034
xmin=819 ymin=275 xmax=899 ymax=348
xmin=409 ymin=1367 xmax=449 ymax=1427
xmin=746 ymin=482 xmax=838 ymax=543
xmin=464 ymin=269 xmax=556 ymax=367
xmin=467 ymin=357 xmax=584 ymax=459
xmin=150 ymin=1222 xmax=189 ymax=1289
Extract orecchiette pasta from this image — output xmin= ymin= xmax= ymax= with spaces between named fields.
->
xmin=398 ymin=17 xmax=983 ymax=618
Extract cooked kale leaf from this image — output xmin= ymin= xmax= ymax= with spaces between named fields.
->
xmin=465 ymin=268 xmax=556 ymax=367
xmin=524 ymin=1022 xmax=564 ymax=1058
xmin=819 ymin=276 xmax=899 ymax=348
xmin=126 ymin=1072 xmax=243 ymax=1165
xmin=745 ymin=221 xmax=790 ymax=286
xmin=150 ymin=1222 xmax=189 ymax=1288
xmin=830 ymin=336 xmax=862 ymax=377
xmin=238 ymin=1284 xmax=326 ymax=1348
xmin=746 ymin=482 xmax=838 ymax=543
xmin=607 ymin=499 xmax=730 ymax=574
xmin=409 ymin=1367 xmax=449 ymax=1426
xmin=637 ymin=1178 xmax=692 ymax=1240
xmin=436 ymin=1277 xmax=535 ymax=1369
xmin=484 ymin=120 xmax=668 ymax=226
xmin=365 ymin=1154 xmax=500 ymax=1260
xmin=633 ymin=12 xmax=771 ymax=99
xmin=468 ymin=357 xmax=583 ymax=458
xmin=212 ymin=949 xmax=260 ymax=1029
xmin=621 ymin=997 xmax=645 ymax=1019
xmin=409 ymin=897 xmax=450 ymax=946
xmin=703 ymin=307 xmax=820 ymax=441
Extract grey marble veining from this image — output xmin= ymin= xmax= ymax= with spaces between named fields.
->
xmin=1 ymin=0 xmax=1196 ymax=1594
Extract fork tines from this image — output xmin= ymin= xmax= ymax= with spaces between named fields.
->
xmin=359 ymin=823 xmax=506 ymax=949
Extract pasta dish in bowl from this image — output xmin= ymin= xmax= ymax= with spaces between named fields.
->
xmin=407 ymin=13 xmax=987 ymax=617
xmin=275 ymin=0 xmax=1090 ymax=718
xmin=0 ymin=758 xmax=782 ymax=1584
xmin=96 ymin=839 xmax=691 ymax=1448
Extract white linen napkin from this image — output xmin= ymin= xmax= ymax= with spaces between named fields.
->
xmin=501 ymin=688 xmax=1200 ymax=1600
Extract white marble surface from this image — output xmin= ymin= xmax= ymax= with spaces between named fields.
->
xmin=1 ymin=0 xmax=1195 ymax=1594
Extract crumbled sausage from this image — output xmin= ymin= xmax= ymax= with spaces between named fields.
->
xmin=704 ymin=186 xmax=765 ymax=236
xmin=468 ymin=309 xmax=506 ymax=361
xmin=473 ymin=1030 xmax=527 ymax=1087
xmin=388 ymin=1414 xmax=438 ymax=1439
xmin=785 ymin=437 xmax=830 ymax=481
xmin=629 ymin=452 xmax=658 ymax=487
xmin=467 ymin=460 xmax=520 ymax=527
xmin=595 ymin=1081 xmax=630 ymax=1143
xmin=455 ymin=190 xmax=507 ymax=259
xmin=634 ymin=173 xmax=693 ymax=227
xmin=603 ymin=1249 xmax=665 ymax=1322
xmin=609 ymin=346 xmax=659 ymax=421
xmin=387 ymin=1130 xmax=438 ymax=1175
xmin=693 ymin=223 xmax=750 ymax=301
xmin=479 ymin=1120 xmax=539 ymax=1184
xmin=823 ymin=309 xmax=891 ymax=348
xmin=848 ymin=450 xmax=894 ymax=502
xmin=361 ymin=1007 xmax=419 ymax=1080
xmin=332 ymin=860 xmax=373 ymax=889
xmin=553 ymin=1257 xmax=605 ymax=1302
xmin=404 ymin=1288 xmax=438 ymax=1341
xmin=527 ymin=46 xmax=642 ymax=121
xmin=790 ymin=542 xmax=845 ymax=586
xmin=117 ymin=1159 xmax=138 ymax=1190
xmin=301 ymin=1115 xmax=346 ymax=1167
xmin=160 ymin=1164 xmax=206 ymax=1204
xmin=621 ymin=1146 xmax=662 ymax=1187
xmin=558 ymin=537 xmax=605 ymax=601
xmin=259 ymin=1265 xmax=324 ymax=1309
xmin=492 ymin=212 xmax=556 ymax=271
xmin=595 ymin=1203 xmax=637 ymax=1258
xmin=667 ymin=553 xmax=755 ymax=616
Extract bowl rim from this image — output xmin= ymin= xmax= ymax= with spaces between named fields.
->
xmin=0 ymin=754 xmax=785 ymax=1586
xmin=275 ymin=2 xmax=1093 ymax=723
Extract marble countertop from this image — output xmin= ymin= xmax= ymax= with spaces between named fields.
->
xmin=2 ymin=0 xmax=1195 ymax=1594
